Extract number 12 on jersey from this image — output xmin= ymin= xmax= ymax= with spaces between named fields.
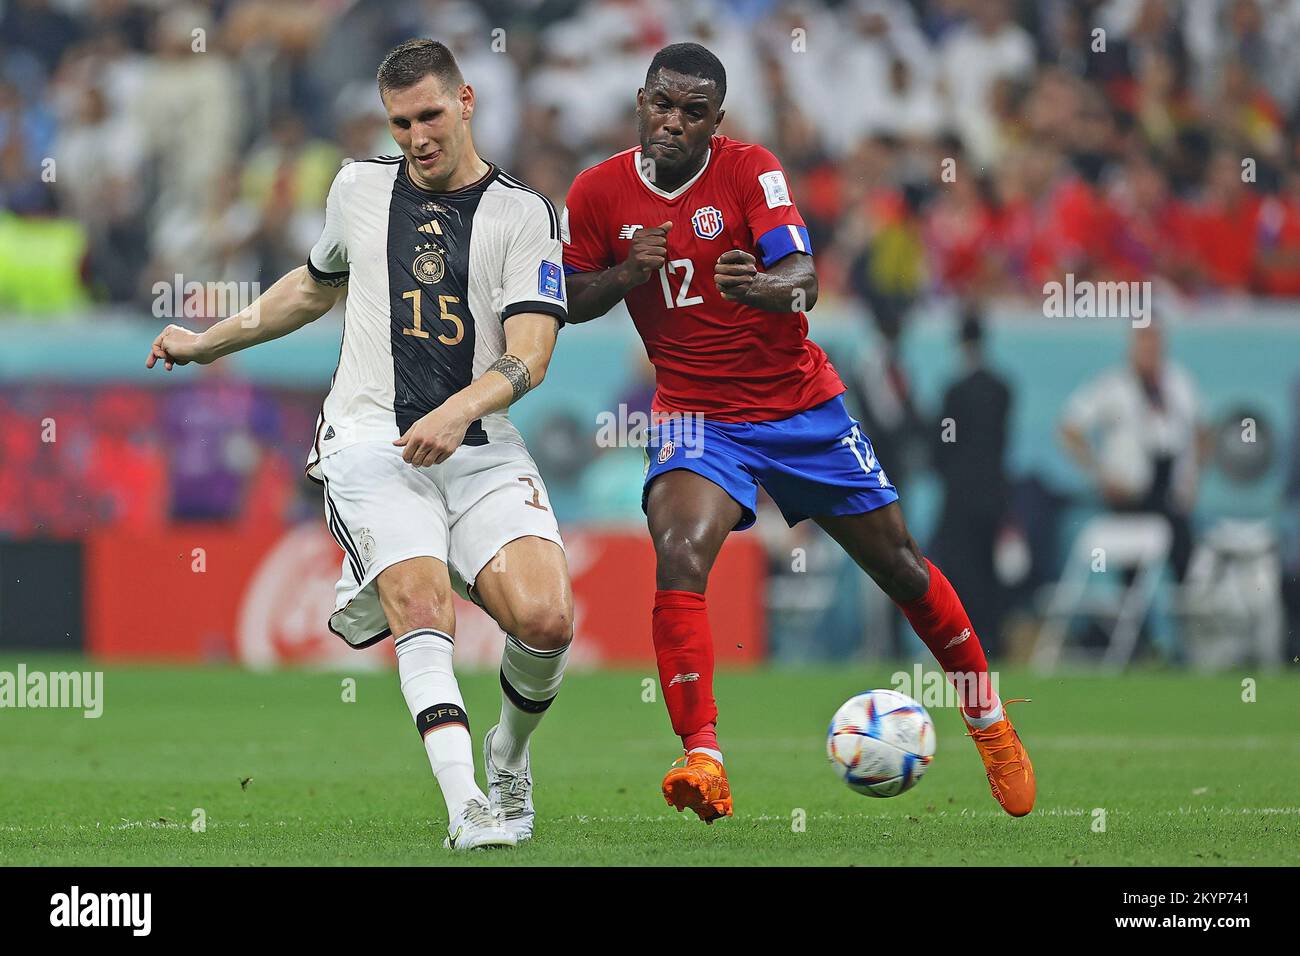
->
xmin=658 ymin=258 xmax=703 ymax=309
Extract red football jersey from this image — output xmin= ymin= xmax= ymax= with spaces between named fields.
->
xmin=562 ymin=134 xmax=844 ymax=422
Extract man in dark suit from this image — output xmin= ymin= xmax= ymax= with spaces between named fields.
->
xmin=929 ymin=311 xmax=1013 ymax=654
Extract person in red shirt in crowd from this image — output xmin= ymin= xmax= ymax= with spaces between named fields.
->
xmin=1104 ymin=149 xmax=1198 ymax=287
xmin=1188 ymin=148 xmax=1262 ymax=292
xmin=89 ymin=386 xmax=167 ymax=531
xmin=562 ymin=43 xmax=1035 ymax=824
xmin=921 ymin=145 xmax=999 ymax=297
xmin=1256 ymin=166 xmax=1300 ymax=296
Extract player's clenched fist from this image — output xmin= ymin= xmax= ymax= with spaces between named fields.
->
xmin=714 ymin=249 xmax=757 ymax=302
xmin=394 ymin=404 xmax=470 ymax=467
xmin=619 ymin=221 xmax=673 ymax=284
xmin=145 ymin=324 xmax=213 ymax=371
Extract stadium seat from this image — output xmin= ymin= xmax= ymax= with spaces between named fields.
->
xmin=1032 ymin=513 xmax=1172 ymax=671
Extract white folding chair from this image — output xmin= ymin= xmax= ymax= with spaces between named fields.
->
xmin=1175 ymin=519 xmax=1284 ymax=671
xmin=1032 ymin=513 xmax=1172 ymax=672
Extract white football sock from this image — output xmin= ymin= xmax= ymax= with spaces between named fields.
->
xmin=687 ymin=747 xmax=724 ymax=763
xmin=964 ymin=697 xmax=1004 ymax=730
xmin=395 ymin=629 xmax=483 ymax=815
xmin=492 ymin=634 xmax=570 ymax=769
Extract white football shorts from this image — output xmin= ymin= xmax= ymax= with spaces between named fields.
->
xmin=318 ymin=439 xmax=564 ymax=647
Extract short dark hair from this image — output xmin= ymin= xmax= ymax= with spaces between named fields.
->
xmin=959 ymin=307 xmax=985 ymax=348
xmin=646 ymin=42 xmax=726 ymax=106
xmin=377 ymin=38 xmax=464 ymax=95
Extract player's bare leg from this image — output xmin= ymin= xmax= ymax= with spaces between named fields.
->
xmin=377 ymin=557 xmax=515 ymax=848
xmin=472 ymin=535 xmax=574 ymax=840
xmin=646 ymin=469 xmax=740 ymax=822
xmin=815 ymin=504 xmax=1035 ymax=817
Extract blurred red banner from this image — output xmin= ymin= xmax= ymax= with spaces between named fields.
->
xmin=85 ymin=524 xmax=765 ymax=668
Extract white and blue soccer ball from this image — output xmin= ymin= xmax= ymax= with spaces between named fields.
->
xmin=827 ymin=689 xmax=936 ymax=797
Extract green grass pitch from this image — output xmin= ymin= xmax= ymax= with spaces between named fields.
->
xmin=2 ymin=657 xmax=1297 ymax=866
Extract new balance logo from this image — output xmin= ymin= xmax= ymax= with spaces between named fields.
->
xmin=618 ymin=224 xmax=643 ymax=240
xmin=668 ymin=672 xmax=700 ymax=687
xmin=943 ymin=628 xmax=971 ymax=650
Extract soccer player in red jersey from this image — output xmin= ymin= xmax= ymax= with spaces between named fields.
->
xmin=563 ymin=44 xmax=1035 ymax=822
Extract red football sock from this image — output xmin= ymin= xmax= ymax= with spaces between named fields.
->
xmin=652 ymin=589 xmax=720 ymax=753
xmin=894 ymin=560 xmax=997 ymax=718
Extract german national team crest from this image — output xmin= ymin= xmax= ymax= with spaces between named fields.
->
xmin=691 ymin=205 xmax=724 ymax=240
xmin=357 ymin=528 xmax=377 ymax=564
xmin=657 ymin=440 xmax=675 ymax=464
xmin=413 ymin=250 xmax=445 ymax=284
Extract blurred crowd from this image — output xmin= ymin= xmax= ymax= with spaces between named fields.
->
xmin=3 ymin=0 xmax=1299 ymax=661
xmin=5 ymin=0 xmax=1300 ymax=314
xmin=0 ymin=378 xmax=321 ymax=535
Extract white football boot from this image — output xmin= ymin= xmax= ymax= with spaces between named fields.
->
xmin=444 ymin=796 xmax=517 ymax=851
xmin=483 ymin=724 xmax=536 ymax=842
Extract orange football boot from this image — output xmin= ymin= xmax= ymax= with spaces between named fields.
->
xmin=966 ymin=699 xmax=1036 ymax=817
xmin=662 ymin=752 xmax=733 ymax=824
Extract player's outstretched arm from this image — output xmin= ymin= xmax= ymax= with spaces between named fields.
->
xmin=566 ymin=221 xmax=672 ymax=323
xmin=145 ymin=265 xmax=345 ymax=370
xmin=714 ymin=249 xmax=818 ymax=313
xmin=393 ymin=312 xmax=559 ymax=467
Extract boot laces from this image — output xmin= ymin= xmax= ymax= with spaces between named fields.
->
xmin=966 ymin=698 xmax=1031 ymax=770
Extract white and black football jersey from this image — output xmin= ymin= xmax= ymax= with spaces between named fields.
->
xmin=304 ymin=157 xmax=567 ymax=480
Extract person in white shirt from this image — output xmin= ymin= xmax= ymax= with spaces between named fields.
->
xmin=1059 ymin=321 xmax=1211 ymax=579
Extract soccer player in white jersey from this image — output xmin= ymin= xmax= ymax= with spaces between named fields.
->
xmin=146 ymin=39 xmax=573 ymax=851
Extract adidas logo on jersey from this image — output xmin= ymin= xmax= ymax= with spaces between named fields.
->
xmin=617 ymin=224 xmax=643 ymax=240
xmin=417 ymin=220 xmax=442 ymax=236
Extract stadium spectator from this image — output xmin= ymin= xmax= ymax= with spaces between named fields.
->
xmin=929 ymin=310 xmax=1013 ymax=651
xmin=938 ymin=0 xmax=1035 ymax=166
xmin=921 ymin=141 xmax=1000 ymax=297
xmin=134 ymin=5 xmax=241 ymax=251
xmin=0 ymin=0 xmax=82 ymax=75
xmin=1059 ymin=321 xmax=1209 ymax=581
xmin=1185 ymin=147 xmax=1262 ymax=292
xmin=1256 ymin=164 xmax=1300 ymax=296
xmin=4 ymin=0 xmax=1300 ymax=541
xmin=0 ymin=78 xmax=57 ymax=215
xmin=5 ymin=0 xmax=1300 ymax=309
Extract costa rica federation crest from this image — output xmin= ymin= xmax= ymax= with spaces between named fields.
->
xmin=691 ymin=205 xmax=724 ymax=240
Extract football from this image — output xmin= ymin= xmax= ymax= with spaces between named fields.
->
xmin=826 ymin=689 xmax=936 ymax=797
